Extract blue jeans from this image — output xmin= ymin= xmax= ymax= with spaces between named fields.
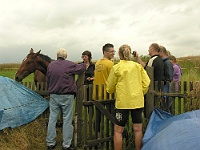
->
xmin=46 ymin=94 xmax=74 ymax=148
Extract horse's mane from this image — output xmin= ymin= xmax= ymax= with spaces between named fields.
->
xmin=38 ymin=53 xmax=52 ymax=62
xmin=28 ymin=53 xmax=53 ymax=62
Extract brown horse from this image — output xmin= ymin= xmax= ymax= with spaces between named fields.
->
xmin=15 ymin=48 xmax=52 ymax=86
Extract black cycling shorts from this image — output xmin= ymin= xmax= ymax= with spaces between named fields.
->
xmin=115 ymin=108 xmax=143 ymax=127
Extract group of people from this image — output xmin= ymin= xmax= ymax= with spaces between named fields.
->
xmin=135 ymin=43 xmax=182 ymax=112
xmin=45 ymin=43 xmax=182 ymax=150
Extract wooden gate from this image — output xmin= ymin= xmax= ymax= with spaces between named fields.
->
xmin=76 ymin=74 xmax=116 ymax=149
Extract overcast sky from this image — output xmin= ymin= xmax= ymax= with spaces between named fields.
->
xmin=0 ymin=0 xmax=200 ymax=63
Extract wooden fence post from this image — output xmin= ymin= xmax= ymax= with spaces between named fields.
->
xmin=145 ymin=66 xmax=154 ymax=119
xmin=183 ymin=81 xmax=187 ymax=112
xmin=75 ymin=73 xmax=85 ymax=147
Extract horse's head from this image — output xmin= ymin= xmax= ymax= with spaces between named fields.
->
xmin=15 ymin=48 xmax=50 ymax=82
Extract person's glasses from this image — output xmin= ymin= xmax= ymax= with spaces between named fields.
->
xmin=107 ymin=50 xmax=116 ymax=53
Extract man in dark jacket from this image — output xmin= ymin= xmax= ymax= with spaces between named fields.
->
xmin=46 ymin=48 xmax=86 ymax=150
xmin=134 ymin=43 xmax=164 ymax=117
xmin=159 ymin=46 xmax=174 ymax=113
xmin=135 ymin=43 xmax=164 ymax=88
xmin=159 ymin=46 xmax=173 ymax=84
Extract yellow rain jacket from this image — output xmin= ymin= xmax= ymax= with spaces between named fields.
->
xmin=106 ymin=60 xmax=150 ymax=109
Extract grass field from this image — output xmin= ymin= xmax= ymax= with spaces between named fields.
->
xmin=0 ymin=70 xmax=34 ymax=82
xmin=1 ymin=55 xmax=200 ymax=82
xmin=0 ymin=64 xmax=34 ymax=82
xmin=178 ymin=56 xmax=200 ymax=81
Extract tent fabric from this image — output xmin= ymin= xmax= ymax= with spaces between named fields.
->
xmin=0 ymin=110 xmax=3 ymax=123
xmin=0 ymin=76 xmax=49 ymax=130
xmin=142 ymin=108 xmax=200 ymax=150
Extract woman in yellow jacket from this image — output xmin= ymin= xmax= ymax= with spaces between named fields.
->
xmin=106 ymin=44 xmax=150 ymax=150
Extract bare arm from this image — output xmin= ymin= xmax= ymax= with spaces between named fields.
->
xmin=133 ymin=51 xmax=146 ymax=68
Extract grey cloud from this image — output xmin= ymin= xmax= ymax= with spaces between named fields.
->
xmin=0 ymin=0 xmax=200 ymax=63
xmin=101 ymin=16 xmax=120 ymax=29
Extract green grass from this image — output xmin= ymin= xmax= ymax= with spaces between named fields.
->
xmin=178 ymin=56 xmax=200 ymax=81
xmin=0 ymin=70 xmax=16 ymax=79
xmin=0 ymin=63 xmax=34 ymax=82
xmin=0 ymin=69 xmax=34 ymax=82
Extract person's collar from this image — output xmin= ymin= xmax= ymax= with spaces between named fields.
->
xmin=57 ymin=57 xmax=65 ymax=60
xmin=102 ymin=57 xmax=111 ymax=60
xmin=151 ymin=54 xmax=159 ymax=58
xmin=162 ymin=56 xmax=169 ymax=61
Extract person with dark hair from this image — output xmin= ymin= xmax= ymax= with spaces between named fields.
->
xmin=81 ymin=50 xmax=95 ymax=117
xmin=92 ymin=43 xmax=115 ymax=137
xmin=81 ymin=50 xmax=95 ymax=85
xmin=46 ymin=48 xmax=86 ymax=150
xmin=93 ymin=43 xmax=115 ymax=100
xmin=107 ymin=44 xmax=150 ymax=150
xmin=169 ymin=55 xmax=182 ymax=92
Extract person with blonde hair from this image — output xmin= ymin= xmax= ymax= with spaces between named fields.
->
xmin=46 ymin=48 xmax=86 ymax=150
xmin=106 ymin=44 xmax=150 ymax=150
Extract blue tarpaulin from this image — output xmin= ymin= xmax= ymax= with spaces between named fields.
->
xmin=0 ymin=76 xmax=49 ymax=130
xmin=142 ymin=108 xmax=200 ymax=150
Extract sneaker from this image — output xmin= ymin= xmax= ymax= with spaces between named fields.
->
xmin=47 ymin=144 xmax=56 ymax=150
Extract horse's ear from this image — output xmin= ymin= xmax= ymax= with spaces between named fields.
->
xmin=30 ymin=48 xmax=34 ymax=54
xmin=36 ymin=50 xmax=41 ymax=55
xmin=33 ymin=50 xmax=41 ymax=57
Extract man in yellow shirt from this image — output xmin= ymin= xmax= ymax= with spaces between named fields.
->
xmin=92 ymin=43 xmax=115 ymax=135
xmin=107 ymin=44 xmax=150 ymax=150
xmin=93 ymin=43 xmax=115 ymax=100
